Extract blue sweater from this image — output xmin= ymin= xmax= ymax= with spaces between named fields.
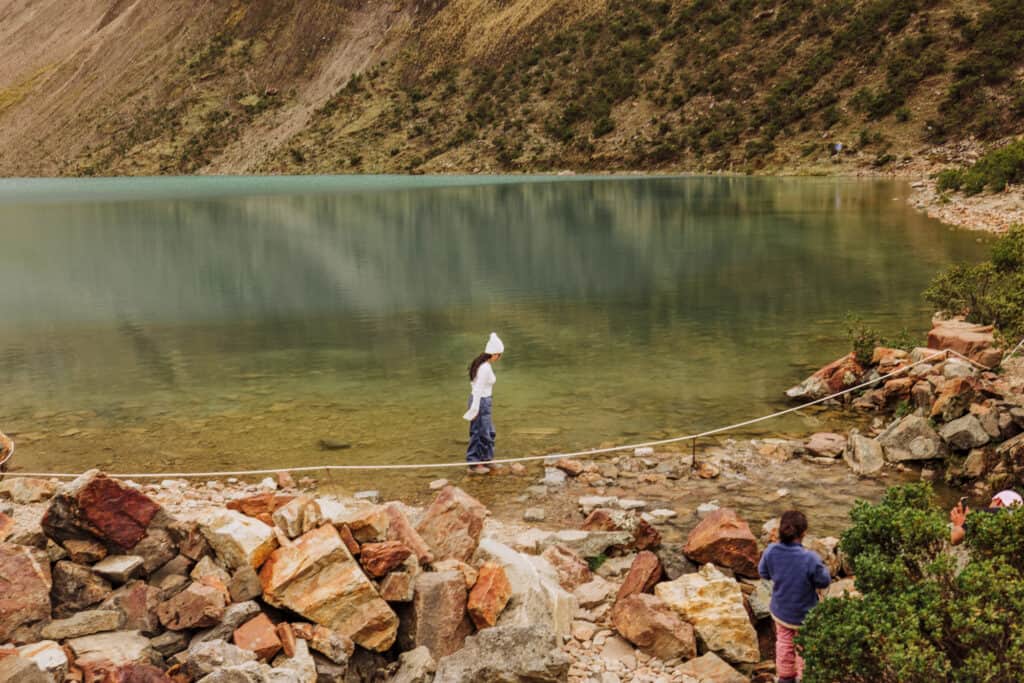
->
xmin=758 ymin=541 xmax=832 ymax=626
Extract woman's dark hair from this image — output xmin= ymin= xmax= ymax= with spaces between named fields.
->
xmin=469 ymin=352 xmax=491 ymax=381
xmin=779 ymin=510 xmax=808 ymax=543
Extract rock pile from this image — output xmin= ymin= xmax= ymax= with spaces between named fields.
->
xmin=784 ymin=327 xmax=1024 ymax=493
xmin=0 ymin=466 xmax=854 ymax=683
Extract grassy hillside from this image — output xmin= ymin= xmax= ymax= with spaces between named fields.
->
xmin=1 ymin=0 xmax=1022 ymax=176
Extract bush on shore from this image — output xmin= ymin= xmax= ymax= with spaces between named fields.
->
xmin=924 ymin=225 xmax=1024 ymax=343
xmin=799 ymin=483 xmax=1024 ymax=682
xmin=935 ymin=139 xmax=1024 ymax=195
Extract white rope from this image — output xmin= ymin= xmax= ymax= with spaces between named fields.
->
xmin=0 ymin=344 xmax=1015 ymax=480
xmin=1003 ymin=337 xmax=1024 ymax=362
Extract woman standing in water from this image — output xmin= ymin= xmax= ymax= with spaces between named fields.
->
xmin=463 ymin=332 xmax=503 ymax=473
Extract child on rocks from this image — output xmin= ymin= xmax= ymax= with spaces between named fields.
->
xmin=758 ymin=510 xmax=832 ymax=683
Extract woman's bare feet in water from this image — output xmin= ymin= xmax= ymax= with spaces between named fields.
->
xmin=468 ymin=464 xmax=491 ymax=474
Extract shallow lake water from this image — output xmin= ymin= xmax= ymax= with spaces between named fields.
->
xmin=0 ymin=175 xmax=988 ymax=507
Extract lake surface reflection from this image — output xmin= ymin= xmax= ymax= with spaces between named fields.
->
xmin=0 ymin=175 xmax=987 ymax=487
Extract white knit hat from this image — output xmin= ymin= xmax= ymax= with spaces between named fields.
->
xmin=485 ymin=332 xmax=504 ymax=354
xmin=991 ymin=490 xmax=1023 ymax=507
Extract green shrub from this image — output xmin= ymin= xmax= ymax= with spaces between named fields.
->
xmin=934 ymin=139 xmax=1024 ymax=195
xmin=799 ymin=484 xmax=1024 ymax=682
xmin=845 ymin=313 xmax=883 ymax=365
xmin=924 ymin=226 xmax=1024 ymax=341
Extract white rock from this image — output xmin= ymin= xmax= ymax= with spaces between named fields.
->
xmin=696 ymin=501 xmax=720 ymax=517
xmin=259 ymin=477 xmax=278 ymax=491
xmin=616 ymin=499 xmax=646 ymax=511
xmin=17 ymin=641 xmax=68 ymax=683
xmin=201 ymin=510 xmax=279 ymax=570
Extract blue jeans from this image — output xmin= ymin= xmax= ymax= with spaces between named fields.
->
xmin=466 ymin=396 xmax=495 ymax=463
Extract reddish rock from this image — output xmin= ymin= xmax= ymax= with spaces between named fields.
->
xmin=805 ymin=433 xmax=846 ymax=458
xmin=259 ymin=524 xmax=398 ymax=652
xmin=64 ymin=539 xmax=109 ymax=564
xmin=467 ymin=562 xmax=512 ymax=629
xmin=101 ymin=581 xmax=162 ymax=636
xmin=611 ymin=593 xmax=697 ymax=661
xmin=554 ymin=459 xmax=584 ymax=476
xmin=291 ymin=622 xmax=315 ymax=640
xmin=379 ymin=571 xmax=416 ymax=602
xmin=338 ymin=525 xmax=361 ymax=556
xmin=0 ymin=512 xmax=12 ymax=542
xmin=931 ymin=377 xmax=977 ymax=422
xmin=384 ymin=503 xmax=433 ymax=565
xmin=883 ymin=377 xmax=914 ymax=400
xmin=0 ymin=543 xmax=53 ymax=644
xmin=42 ymin=471 xmax=162 ymax=551
xmin=928 ymin=319 xmax=1001 ymax=366
xmin=276 ymin=471 xmax=296 ymax=489
xmin=226 ymin=493 xmax=295 ymax=520
xmin=104 ymin=664 xmax=173 ymax=683
xmin=157 ymin=582 xmax=226 ymax=630
xmin=276 ymin=622 xmax=296 ymax=658
xmin=582 ymin=508 xmax=661 ymax=551
xmin=234 ymin=613 xmax=282 ymax=660
xmin=398 ymin=570 xmax=473 ymax=658
xmin=616 ymin=551 xmax=663 ymax=603
xmin=171 ymin=521 xmax=210 ymax=562
xmin=359 ymin=541 xmax=413 ymax=578
xmin=541 ymin=544 xmax=593 ymax=590
xmin=414 ymin=486 xmax=488 ymax=563
xmin=683 ymin=508 xmax=760 ymax=578
xmin=872 ymin=347 xmax=908 ymax=366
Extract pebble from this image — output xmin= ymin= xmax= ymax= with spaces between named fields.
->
xmin=429 ymin=479 xmax=449 ymax=490
xmin=354 ymin=490 xmax=380 ymax=503
xmin=543 ymin=467 xmax=567 ymax=487
xmin=258 ymin=477 xmax=277 ymax=491
xmin=616 ymin=499 xmax=646 ymax=511
xmin=633 ymin=447 xmax=654 ymax=457
xmin=696 ymin=500 xmax=720 ymax=516
xmin=648 ymin=509 xmax=677 ymax=522
xmin=523 ymin=508 xmax=546 ymax=522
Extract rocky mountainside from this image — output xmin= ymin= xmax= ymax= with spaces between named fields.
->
xmin=1 ymin=0 xmax=1022 ymax=177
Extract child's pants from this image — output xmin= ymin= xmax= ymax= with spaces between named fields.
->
xmin=775 ymin=621 xmax=804 ymax=680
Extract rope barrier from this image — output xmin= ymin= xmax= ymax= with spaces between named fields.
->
xmin=0 ymin=343 xmax=1017 ymax=480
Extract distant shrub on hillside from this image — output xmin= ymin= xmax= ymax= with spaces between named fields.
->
xmin=935 ymin=139 xmax=1024 ymax=195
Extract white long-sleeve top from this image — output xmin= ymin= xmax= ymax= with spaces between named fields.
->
xmin=462 ymin=362 xmax=496 ymax=421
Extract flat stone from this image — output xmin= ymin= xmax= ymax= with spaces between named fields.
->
xmin=805 ymin=432 xmax=846 ymax=458
xmin=676 ymin=652 xmax=747 ymax=683
xmin=573 ymin=576 xmax=616 ymax=609
xmin=538 ymin=529 xmax=633 ymax=559
xmin=151 ymin=630 xmax=189 ymax=657
xmin=542 ymin=468 xmax=567 ymax=487
xmin=93 ymin=555 xmax=145 ymax=584
xmin=41 ymin=609 xmax=121 ymax=640
xmin=523 ymin=508 xmax=546 ymax=522
xmin=67 ymin=630 xmax=158 ymax=668
xmin=578 ymin=496 xmax=618 ymax=515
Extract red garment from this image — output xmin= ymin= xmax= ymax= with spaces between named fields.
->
xmin=775 ymin=620 xmax=804 ymax=680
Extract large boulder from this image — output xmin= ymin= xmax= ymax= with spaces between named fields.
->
xmin=259 ymin=523 xmax=398 ymax=652
xmin=467 ymin=562 xmax=512 ymax=629
xmin=200 ymin=511 xmax=278 ymax=571
xmin=786 ymin=353 xmax=865 ymax=400
xmin=0 ymin=543 xmax=52 ymax=644
xmin=843 ymin=430 xmax=884 ymax=476
xmin=41 ymin=471 xmax=165 ymax=552
xmin=397 ymin=570 xmax=473 ymax=659
xmin=655 ymin=563 xmax=760 ymax=664
xmin=927 ymin=318 xmax=1001 ymax=366
xmin=415 ymin=486 xmax=488 ymax=563
xmin=939 ymin=415 xmax=991 ymax=451
xmin=475 ymin=539 xmax=576 ymax=638
xmin=878 ymin=415 xmax=947 ymax=462
xmin=682 ymin=509 xmax=759 ymax=578
xmin=433 ymin=624 xmax=570 ymax=683
xmin=611 ymin=593 xmax=696 ymax=661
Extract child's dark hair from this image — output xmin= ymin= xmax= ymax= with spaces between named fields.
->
xmin=468 ymin=352 xmax=491 ymax=381
xmin=779 ymin=510 xmax=808 ymax=543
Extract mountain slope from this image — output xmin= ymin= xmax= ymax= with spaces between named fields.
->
xmin=1 ymin=0 xmax=1022 ymax=177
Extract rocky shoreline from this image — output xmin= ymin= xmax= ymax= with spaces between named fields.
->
xmin=910 ymin=180 xmax=1023 ymax=235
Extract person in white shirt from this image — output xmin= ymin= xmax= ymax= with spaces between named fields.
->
xmin=463 ymin=332 xmax=503 ymax=473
